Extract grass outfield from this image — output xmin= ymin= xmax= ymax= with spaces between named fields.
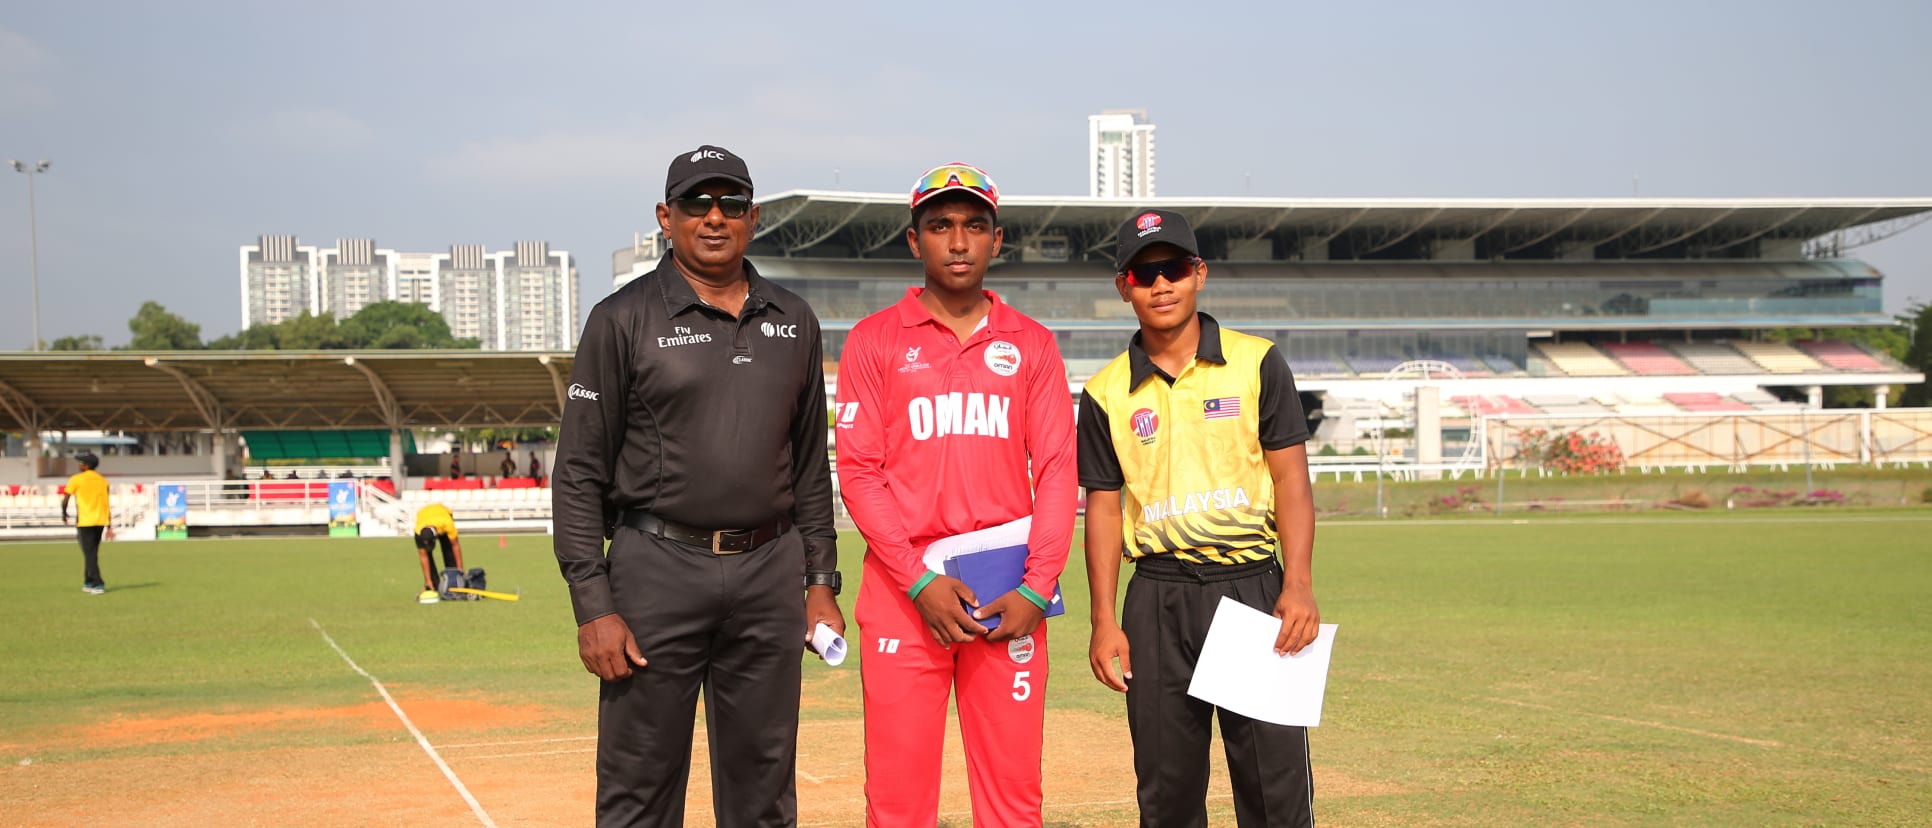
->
xmin=2 ymin=513 xmax=1928 ymax=825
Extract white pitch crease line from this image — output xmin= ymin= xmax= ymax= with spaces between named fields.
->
xmin=440 ymin=735 xmax=599 ymax=749
xmin=468 ymin=747 xmax=598 ymax=760
xmin=310 ymin=618 xmax=497 ymax=827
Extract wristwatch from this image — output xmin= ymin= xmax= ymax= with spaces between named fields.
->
xmin=804 ymin=570 xmax=842 ymax=596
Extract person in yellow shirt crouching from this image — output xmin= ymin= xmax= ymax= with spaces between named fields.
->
xmin=413 ymin=503 xmax=479 ymax=603
xmin=61 ymin=452 xmax=112 ymax=595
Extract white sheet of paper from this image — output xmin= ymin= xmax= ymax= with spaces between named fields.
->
xmin=1185 ymin=597 xmax=1337 ymax=727
xmin=810 ymin=622 xmax=847 ymax=667
xmin=921 ymin=515 xmax=1032 ymax=574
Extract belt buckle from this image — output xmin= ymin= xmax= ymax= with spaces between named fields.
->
xmin=711 ymin=531 xmax=725 ymax=555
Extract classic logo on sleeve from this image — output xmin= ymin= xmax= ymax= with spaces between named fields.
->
xmin=567 ymin=383 xmax=600 ymax=402
xmin=983 ymin=341 xmax=1021 ymax=377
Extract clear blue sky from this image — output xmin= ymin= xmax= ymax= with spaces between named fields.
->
xmin=2 ymin=0 xmax=1929 ymax=347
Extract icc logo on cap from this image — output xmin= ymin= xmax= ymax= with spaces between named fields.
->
xmin=691 ymin=149 xmax=726 ymax=162
xmin=1136 ymin=213 xmax=1162 ymax=231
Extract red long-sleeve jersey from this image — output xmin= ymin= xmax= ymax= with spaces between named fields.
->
xmin=835 ymin=288 xmax=1078 ymax=599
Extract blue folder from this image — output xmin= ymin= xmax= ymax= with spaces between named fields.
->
xmin=942 ymin=543 xmax=1065 ymax=630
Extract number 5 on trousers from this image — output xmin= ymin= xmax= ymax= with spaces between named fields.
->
xmin=1011 ymin=671 xmax=1032 ymax=702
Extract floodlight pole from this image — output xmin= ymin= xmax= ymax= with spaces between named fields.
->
xmin=9 ymin=159 xmax=50 ymax=351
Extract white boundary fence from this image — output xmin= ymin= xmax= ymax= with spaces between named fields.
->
xmin=1304 ymin=408 xmax=1932 ymax=480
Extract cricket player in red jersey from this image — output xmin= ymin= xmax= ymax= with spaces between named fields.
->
xmin=836 ymin=163 xmax=1079 ymax=826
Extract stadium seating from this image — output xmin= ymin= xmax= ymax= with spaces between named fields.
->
xmin=1533 ymin=343 xmax=1630 ymax=376
xmin=1796 ymin=340 xmax=1886 ymax=371
xmin=1451 ymin=395 xmax=1539 ymax=416
xmin=1662 ymin=392 xmax=1753 ymax=413
xmin=1287 ymin=355 xmax=1351 ymax=377
xmin=1669 ymin=343 xmax=1760 ymax=375
xmin=1599 ymin=342 xmax=1696 ymax=375
xmin=1733 ymin=342 xmax=1823 ymax=373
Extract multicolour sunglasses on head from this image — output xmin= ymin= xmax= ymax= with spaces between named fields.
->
xmin=910 ymin=163 xmax=999 ymax=211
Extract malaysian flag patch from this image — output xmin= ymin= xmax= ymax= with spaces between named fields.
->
xmin=1203 ymin=397 xmax=1241 ymax=419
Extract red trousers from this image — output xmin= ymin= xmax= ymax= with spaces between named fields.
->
xmin=858 ymin=553 xmax=1048 ymax=827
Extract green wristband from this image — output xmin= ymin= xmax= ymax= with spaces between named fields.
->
xmin=1016 ymin=584 xmax=1051 ymax=611
xmin=908 ymin=571 xmax=938 ymax=600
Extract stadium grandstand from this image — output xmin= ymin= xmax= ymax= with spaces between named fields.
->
xmin=0 ymin=352 xmax=570 ymax=540
xmin=4 ymin=195 xmax=1929 ymax=541
xmin=621 ymin=192 xmax=1930 ymax=471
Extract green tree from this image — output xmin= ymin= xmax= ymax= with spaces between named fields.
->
xmin=48 ymin=334 xmax=105 ymax=351
xmin=1899 ymin=302 xmax=1931 ymax=407
xmin=338 ymin=301 xmax=458 ymax=348
xmin=206 ymin=324 xmax=285 ymax=351
xmin=126 ymin=301 xmax=202 ymax=350
xmin=277 ymin=311 xmax=345 ymax=350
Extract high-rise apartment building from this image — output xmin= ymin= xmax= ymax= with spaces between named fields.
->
xmin=1089 ymin=109 xmax=1157 ymax=199
xmin=239 ymin=237 xmax=577 ymax=350
xmin=318 ymin=238 xmax=399 ymax=321
xmin=239 ymin=235 xmax=320 ymax=330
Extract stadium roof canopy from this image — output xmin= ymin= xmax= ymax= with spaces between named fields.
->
xmin=741 ymin=192 xmax=1932 ymax=261
xmin=0 ymin=351 xmax=573 ymax=433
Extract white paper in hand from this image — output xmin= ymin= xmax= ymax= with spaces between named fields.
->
xmin=811 ymin=623 xmax=847 ymax=667
xmin=1184 ymin=597 xmax=1337 ymax=727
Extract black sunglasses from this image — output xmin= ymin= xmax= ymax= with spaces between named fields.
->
xmin=1119 ymin=256 xmax=1201 ymax=287
xmin=671 ymin=194 xmax=754 ymax=219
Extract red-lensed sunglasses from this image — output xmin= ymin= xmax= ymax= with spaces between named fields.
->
xmin=1119 ymin=256 xmax=1201 ymax=287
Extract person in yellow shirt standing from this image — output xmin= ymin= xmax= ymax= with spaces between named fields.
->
xmin=412 ymin=503 xmax=467 ymax=603
xmin=61 ymin=452 xmax=112 ymax=595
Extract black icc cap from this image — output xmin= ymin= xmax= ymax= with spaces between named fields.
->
xmin=1114 ymin=209 xmax=1200 ymax=271
xmin=664 ymin=144 xmax=753 ymax=201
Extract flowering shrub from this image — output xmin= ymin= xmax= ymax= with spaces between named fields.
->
xmin=1518 ymin=428 xmax=1626 ymax=475
xmin=1408 ymin=484 xmax=1487 ymax=516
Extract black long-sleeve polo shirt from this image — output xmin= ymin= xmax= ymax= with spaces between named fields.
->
xmin=551 ymin=252 xmax=836 ymax=626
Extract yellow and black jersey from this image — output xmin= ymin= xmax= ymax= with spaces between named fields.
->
xmin=65 ymin=469 xmax=111 ymax=528
xmin=1078 ymin=314 xmax=1308 ymax=564
xmin=414 ymin=503 xmax=459 ymax=539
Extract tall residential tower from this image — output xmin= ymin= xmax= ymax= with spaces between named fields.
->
xmin=239 ymin=237 xmax=577 ymax=350
xmin=1089 ymin=109 xmax=1156 ymax=199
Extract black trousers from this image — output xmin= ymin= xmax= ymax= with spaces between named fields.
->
xmin=76 ymin=526 xmax=105 ymax=587
xmin=1122 ymin=556 xmax=1314 ymax=828
xmin=596 ymin=524 xmax=805 ymax=828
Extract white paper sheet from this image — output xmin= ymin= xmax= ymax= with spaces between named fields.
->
xmin=810 ymin=622 xmax=847 ymax=667
xmin=922 ymin=515 xmax=1032 ymax=573
xmin=1184 ymin=597 xmax=1337 ymax=727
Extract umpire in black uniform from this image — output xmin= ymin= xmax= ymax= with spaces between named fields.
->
xmin=553 ymin=144 xmax=846 ymax=828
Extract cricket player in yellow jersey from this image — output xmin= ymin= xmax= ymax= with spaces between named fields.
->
xmin=413 ymin=503 xmax=466 ymax=601
xmin=62 ymin=452 xmax=111 ymax=595
xmin=1080 ymin=210 xmax=1319 ymax=827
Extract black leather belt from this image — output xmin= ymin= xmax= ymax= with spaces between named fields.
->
xmin=618 ymin=509 xmax=789 ymax=554
xmin=1132 ymin=553 xmax=1279 ymax=583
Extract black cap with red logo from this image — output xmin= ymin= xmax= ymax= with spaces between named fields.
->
xmin=1114 ymin=209 xmax=1200 ymax=271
